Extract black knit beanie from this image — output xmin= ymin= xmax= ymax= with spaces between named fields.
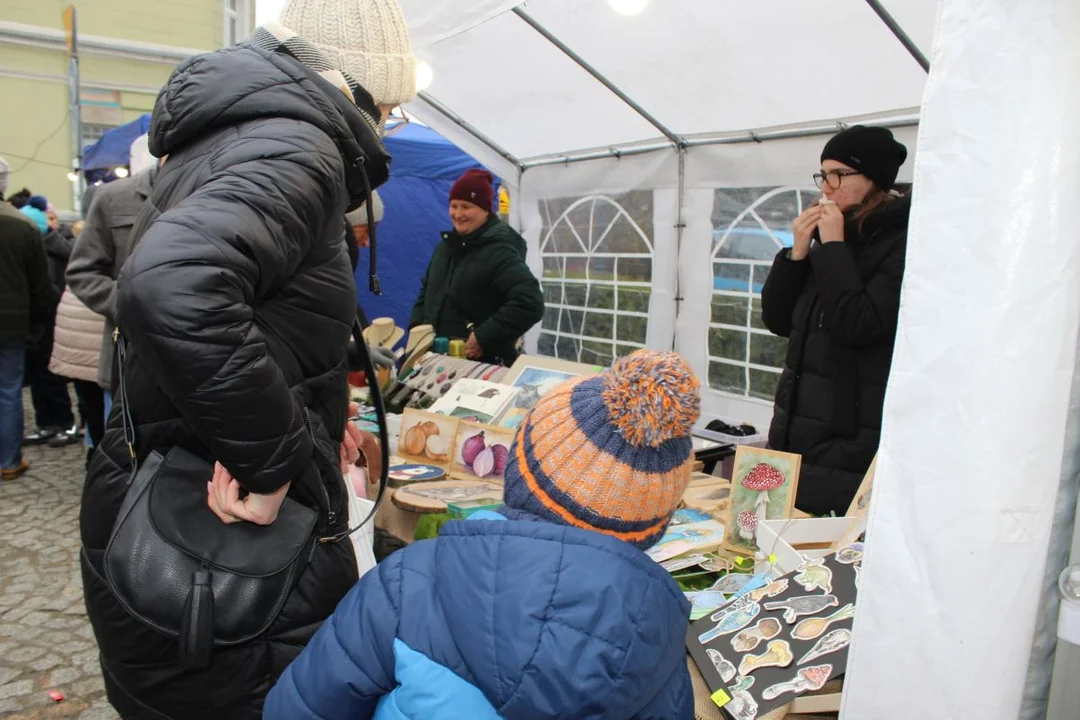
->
xmin=821 ymin=126 xmax=908 ymax=190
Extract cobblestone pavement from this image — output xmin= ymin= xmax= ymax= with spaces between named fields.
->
xmin=0 ymin=396 xmax=118 ymax=719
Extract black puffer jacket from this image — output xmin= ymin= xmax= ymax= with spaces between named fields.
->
xmin=79 ymin=43 xmax=388 ymax=719
xmin=761 ymin=195 xmax=911 ymax=516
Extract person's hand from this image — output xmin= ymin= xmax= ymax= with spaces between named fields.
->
xmin=791 ymin=205 xmax=823 ymax=260
xmin=465 ymin=332 xmax=483 ymax=360
xmin=341 ymin=402 xmax=363 ymax=476
xmin=368 ymin=344 xmax=396 ymax=370
xmin=207 ymin=462 xmax=290 ymax=525
xmin=817 ymin=203 xmax=845 ymax=244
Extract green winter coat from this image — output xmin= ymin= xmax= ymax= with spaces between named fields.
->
xmin=410 ymin=216 xmax=544 ymax=366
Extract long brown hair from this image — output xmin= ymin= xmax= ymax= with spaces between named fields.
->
xmin=853 ymin=185 xmax=906 ymax=233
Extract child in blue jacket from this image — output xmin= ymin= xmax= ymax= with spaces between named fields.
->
xmin=266 ymin=350 xmax=701 ymax=719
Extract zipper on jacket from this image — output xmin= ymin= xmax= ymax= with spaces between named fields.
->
xmin=303 ymin=407 xmax=335 ymax=528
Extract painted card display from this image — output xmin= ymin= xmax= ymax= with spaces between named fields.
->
xmin=451 ymin=422 xmax=515 ymax=483
xmin=722 ymin=446 xmax=802 ymax=556
xmin=646 ymin=519 xmax=727 ymax=563
xmin=430 ymin=379 xmax=520 ymax=424
xmin=687 ymin=550 xmax=858 ymax=720
xmin=397 ymin=409 xmax=459 ymax=469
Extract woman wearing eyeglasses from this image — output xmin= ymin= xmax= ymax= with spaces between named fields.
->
xmin=760 ymin=125 xmax=910 ymax=516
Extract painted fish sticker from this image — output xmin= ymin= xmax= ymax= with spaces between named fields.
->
xmin=707 ymin=648 xmax=737 ymax=683
xmin=738 ymin=639 xmax=794 ymax=676
xmin=710 ymin=573 xmax=754 ymax=594
xmin=747 ymin=578 xmax=789 ymax=603
xmin=731 ymin=617 xmax=782 ymax=653
xmin=685 ymin=591 xmax=728 ymax=613
xmin=764 ymin=594 xmax=839 ymax=624
xmin=761 ymin=664 xmax=833 ymax=701
xmin=798 ymin=628 xmax=852 ymax=665
xmin=792 ymin=603 xmax=856 ymax=641
xmin=698 ymin=603 xmax=761 ymax=643
xmin=794 ymin=558 xmax=833 ymax=594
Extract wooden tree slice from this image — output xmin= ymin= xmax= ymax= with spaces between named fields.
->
xmin=391 ymin=479 xmax=504 ymax=514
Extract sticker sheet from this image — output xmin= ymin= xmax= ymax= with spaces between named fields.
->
xmin=686 ymin=550 xmax=858 ymax=719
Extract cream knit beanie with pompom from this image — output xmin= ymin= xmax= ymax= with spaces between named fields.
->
xmin=280 ymin=0 xmax=416 ymax=107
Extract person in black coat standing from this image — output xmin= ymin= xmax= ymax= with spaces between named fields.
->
xmin=78 ymin=2 xmax=417 ymax=717
xmin=760 ymin=126 xmax=910 ymax=516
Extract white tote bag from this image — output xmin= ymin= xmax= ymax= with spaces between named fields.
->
xmin=344 ymin=466 xmax=378 ymax=579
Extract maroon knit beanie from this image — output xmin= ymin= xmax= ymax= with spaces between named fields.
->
xmin=449 ymin=169 xmax=494 ymax=213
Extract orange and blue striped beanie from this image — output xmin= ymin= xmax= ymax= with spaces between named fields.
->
xmin=502 ymin=350 xmax=701 ymax=550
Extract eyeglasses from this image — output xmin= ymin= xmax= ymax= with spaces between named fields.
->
xmin=813 ymin=169 xmax=862 ymax=190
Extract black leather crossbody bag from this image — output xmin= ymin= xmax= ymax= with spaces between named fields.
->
xmin=103 ymin=314 xmax=389 ymax=670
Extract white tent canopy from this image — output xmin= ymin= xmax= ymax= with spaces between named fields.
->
xmin=400 ymin=0 xmax=934 ymax=429
xmin=395 ymin=2 xmax=1080 ymax=719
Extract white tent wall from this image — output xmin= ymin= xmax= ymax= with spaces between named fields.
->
xmin=843 ymin=2 xmax=1080 ymax=719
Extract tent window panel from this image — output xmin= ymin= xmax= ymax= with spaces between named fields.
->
xmin=619 ymin=288 xmax=651 ymax=314
xmin=589 ymin=285 xmax=615 ymax=311
xmin=542 ymin=281 xmax=562 ymax=305
xmin=555 ymin=335 xmax=579 ymax=362
xmin=715 ymin=221 xmax=782 ymax=263
xmin=617 ymin=343 xmax=641 ymax=359
xmin=564 ymin=309 xmax=584 ymax=335
xmin=749 ymin=333 xmax=788 ymax=369
xmin=751 ymin=296 xmax=768 ymax=331
xmin=709 ymin=361 xmax=747 ymax=396
xmin=750 ymin=369 xmax=782 ymax=402
xmin=617 ymin=316 xmax=648 ymax=345
xmin=714 ymin=262 xmax=751 ymax=294
xmin=713 ymin=187 xmax=776 ymax=230
xmin=617 ymin=257 xmax=652 ymax=282
xmin=564 ymin=283 xmax=588 ymax=307
xmin=583 ymin=312 xmax=614 ymax=340
xmin=538 ymin=332 xmax=556 ymax=357
xmin=712 ymin=295 xmax=748 ymax=327
xmin=588 ymin=256 xmax=616 ymax=279
xmin=710 ymin=328 xmax=747 ymax=363
xmin=542 ymin=256 xmax=562 ymax=279
xmin=753 ymin=264 xmax=772 ymax=293
xmin=581 ymin=340 xmax=614 ymax=368
xmin=542 ymin=307 xmax=560 ymax=332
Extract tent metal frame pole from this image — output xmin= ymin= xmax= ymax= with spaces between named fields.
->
xmin=520 ymin=117 xmax=920 ymax=169
xmin=512 ymin=7 xmax=683 ymax=147
xmin=864 ymin=0 xmax=931 ymax=73
xmin=673 ymin=146 xmax=686 ymax=351
xmin=417 ymin=91 xmax=525 ymax=172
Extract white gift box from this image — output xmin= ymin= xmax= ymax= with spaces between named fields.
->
xmin=755 ymin=517 xmax=853 ymax=574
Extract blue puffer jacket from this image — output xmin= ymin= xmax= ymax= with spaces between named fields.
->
xmin=265 ymin=514 xmax=694 ymax=719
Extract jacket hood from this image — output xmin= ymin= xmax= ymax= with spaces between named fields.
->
xmin=148 ymin=44 xmax=389 ymax=207
xmin=432 ymin=519 xmax=690 ymax=717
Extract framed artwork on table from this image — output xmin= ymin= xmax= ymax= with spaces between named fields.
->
xmin=722 ymin=446 xmax=802 ymax=557
xmin=397 ymin=409 xmax=459 ymax=470
xmin=496 ymin=355 xmax=603 ymax=429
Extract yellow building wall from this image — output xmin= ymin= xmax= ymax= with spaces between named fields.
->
xmin=0 ymin=0 xmax=254 ymax=210
xmin=0 ymin=0 xmax=227 ymax=51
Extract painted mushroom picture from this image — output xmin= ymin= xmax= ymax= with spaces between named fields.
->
xmin=743 ymin=463 xmax=787 ymax=523
xmin=724 ymin=447 xmax=802 ymax=555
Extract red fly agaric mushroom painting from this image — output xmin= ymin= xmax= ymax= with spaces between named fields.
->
xmin=723 ymin=447 xmax=802 ymax=556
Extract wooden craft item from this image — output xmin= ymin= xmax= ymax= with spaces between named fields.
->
xmin=682 ymin=479 xmax=732 ymax=514
xmin=391 ymin=479 xmax=503 ymax=514
xmin=845 ymin=454 xmax=877 ymax=518
xmin=386 ymin=463 xmax=446 ymax=489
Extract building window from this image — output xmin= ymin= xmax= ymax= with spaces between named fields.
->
xmin=225 ymin=0 xmax=250 ymax=46
xmin=709 ymin=186 xmax=816 ymax=400
xmin=537 ymin=192 xmax=654 ymax=368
